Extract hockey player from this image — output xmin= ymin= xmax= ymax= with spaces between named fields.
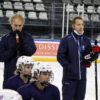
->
xmin=5 ymin=56 xmax=34 ymax=91
xmin=0 ymin=89 xmax=22 ymax=100
xmin=17 ymin=62 xmax=60 ymax=100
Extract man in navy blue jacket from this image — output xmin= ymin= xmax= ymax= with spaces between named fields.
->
xmin=5 ymin=56 xmax=34 ymax=91
xmin=57 ymin=16 xmax=94 ymax=100
xmin=0 ymin=13 xmax=36 ymax=88
xmin=17 ymin=62 xmax=60 ymax=100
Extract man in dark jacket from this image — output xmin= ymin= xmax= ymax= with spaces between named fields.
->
xmin=57 ymin=16 xmax=94 ymax=100
xmin=0 ymin=13 xmax=36 ymax=88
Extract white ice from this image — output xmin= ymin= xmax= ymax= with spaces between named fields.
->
xmin=0 ymin=61 xmax=100 ymax=100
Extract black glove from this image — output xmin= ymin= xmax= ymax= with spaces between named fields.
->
xmin=13 ymin=30 xmax=20 ymax=37
xmin=90 ymin=52 xmax=99 ymax=61
xmin=13 ymin=30 xmax=23 ymax=43
xmin=11 ymin=44 xmax=18 ymax=52
xmin=81 ymin=49 xmax=92 ymax=68
xmin=82 ymin=49 xmax=99 ymax=65
xmin=82 ymin=49 xmax=91 ymax=62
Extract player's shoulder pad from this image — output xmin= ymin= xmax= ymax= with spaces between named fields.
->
xmin=62 ymin=34 xmax=72 ymax=41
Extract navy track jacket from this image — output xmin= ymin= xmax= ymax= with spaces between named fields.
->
xmin=0 ymin=31 xmax=36 ymax=82
xmin=5 ymin=75 xmax=29 ymax=91
xmin=57 ymin=32 xmax=92 ymax=82
xmin=17 ymin=83 xmax=60 ymax=100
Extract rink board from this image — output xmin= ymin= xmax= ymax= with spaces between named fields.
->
xmin=33 ymin=39 xmax=100 ymax=63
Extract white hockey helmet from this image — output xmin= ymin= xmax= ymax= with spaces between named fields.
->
xmin=33 ymin=62 xmax=52 ymax=74
xmin=0 ymin=89 xmax=22 ymax=100
xmin=16 ymin=56 xmax=34 ymax=69
xmin=32 ymin=62 xmax=40 ymax=77
xmin=32 ymin=62 xmax=54 ymax=82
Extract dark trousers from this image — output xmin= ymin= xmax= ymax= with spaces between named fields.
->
xmin=62 ymin=79 xmax=86 ymax=100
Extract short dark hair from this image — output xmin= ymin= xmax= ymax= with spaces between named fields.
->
xmin=72 ymin=16 xmax=83 ymax=25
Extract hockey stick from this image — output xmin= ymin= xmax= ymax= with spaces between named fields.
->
xmin=94 ymin=40 xmax=98 ymax=100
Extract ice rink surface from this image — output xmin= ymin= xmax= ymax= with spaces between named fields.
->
xmin=0 ymin=61 xmax=100 ymax=100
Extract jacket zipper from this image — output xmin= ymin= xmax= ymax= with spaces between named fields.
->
xmin=78 ymin=39 xmax=81 ymax=80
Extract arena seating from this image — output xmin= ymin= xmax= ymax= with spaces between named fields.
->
xmin=93 ymin=0 xmax=100 ymax=5
xmin=0 ymin=10 xmax=3 ymax=17
xmin=83 ymin=0 xmax=92 ymax=5
xmin=3 ymin=1 xmax=13 ymax=9
xmin=0 ymin=0 xmax=50 ymax=24
xmin=0 ymin=0 xmax=100 ymax=25
xmin=0 ymin=0 xmax=100 ymax=40
xmin=24 ymin=3 xmax=34 ymax=10
xmin=6 ymin=10 xmax=14 ymax=18
xmin=73 ymin=0 xmax=82 ymax=4
xmin=62 ymin=0 xmax=72 ymax=4
xmin=22 ymin=0 xmax=32 ymax=2
xmin=28 ymin=11 xmax=37 ymax=19
xmin=33 ymin=0 xmax=42 ymax=3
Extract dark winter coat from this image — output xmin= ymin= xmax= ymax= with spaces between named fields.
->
xmin=57 ymin=32 xmax=92 ymax=82
xmin=17 ymin=83 xmax=60 ymax=100
xmin=0 ymin=31 xmax=36 ymax=83
xmin=5 ymin=75 xmax=29 ymax=91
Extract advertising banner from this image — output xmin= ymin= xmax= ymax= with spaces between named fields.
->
xmin=33 ymin=39 xmax=59 ymax=62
